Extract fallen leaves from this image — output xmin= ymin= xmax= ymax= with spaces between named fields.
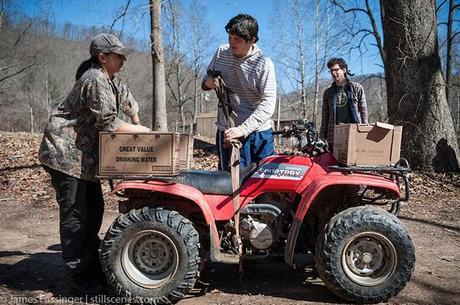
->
xmin=0 ymin=132 xmax=219 ymax=209
xmin=0 ymin=132 xmax=458 ymax=228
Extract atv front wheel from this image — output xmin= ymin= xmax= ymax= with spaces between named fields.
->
xmin=315 ymin=206 xmax=415 ymax=303
xmin=100 ymin=207 xmax=201 ymax=304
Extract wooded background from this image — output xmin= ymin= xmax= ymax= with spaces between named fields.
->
xmin=0 ymin=0 xmax=459 ymax=171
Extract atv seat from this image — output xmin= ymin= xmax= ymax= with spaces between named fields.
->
xmin=152 ymin=163 xmax=257 ymax=195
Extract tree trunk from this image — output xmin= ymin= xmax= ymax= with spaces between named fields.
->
xmin=175 ymin=62 xmax=186 ymax=132
xmin=276 ymin=96 xmax=281 ymax=131
xmin=445 ymin=0 xmax=456 ymax=106
xmin=293 ymin=0 xmax=307 ymax=119
xmin=149 ymin=0 xmax=167 ymax=131
xmin=457 ymin=90 xmax=460 ymax=131
xmin=192 ymin=74 xmax=198 ymax=131
xmin=313 ymin=0 xmax=320 ymax=127
xmin=382 ymin=0 xmax=459 ymax=171
xmin=178 ymin=103 xmax=185 ymax=132
xmin=30 ymin=107 xmax=34 ymax=133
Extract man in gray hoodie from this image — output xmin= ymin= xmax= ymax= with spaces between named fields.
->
xmin=202 ymin=14 xmax=277 ymax=170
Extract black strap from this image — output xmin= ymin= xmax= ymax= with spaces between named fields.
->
xmin=109 ymin=80 xmax=120 ymax=115
xmin=209 ymin=70 xmax=242 ymax=257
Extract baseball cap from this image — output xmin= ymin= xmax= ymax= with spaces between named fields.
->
xmin=89 ymin=33 xmax=131 ymax=57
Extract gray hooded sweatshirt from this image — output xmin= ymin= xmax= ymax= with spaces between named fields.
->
xmin=204 ymin=44 xmax=277 ymax=137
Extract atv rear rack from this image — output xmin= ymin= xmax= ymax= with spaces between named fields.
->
xmin=328 ymin=159 xmax=411 ymax=215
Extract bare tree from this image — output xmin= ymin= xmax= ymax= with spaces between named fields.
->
xmin=382 ymin=0 xmax=459 ymax=171
xmin=187 ymin=0 xmax=212 ymax=130
xmin=270 ymin=0 xmax=346 ymax=123
xmin=0 ymin=3 xmax=158 ymax=132
xmin=312 ymin=0 xmax=338 ymax=126
xmin=437 ymin=0 xmax=460 ymax=128
xmin=150 ymin=0 xmax=168 ymax=131
xmin=0 ymin=22 xmax=36 ymax=84
xmin=110 ymin=0 xmax=132 ymax=39
xmin=163 ymin=0 xmax=212 ymax=133
xmin=294 ymin=0 xmax=308 ymax=118
xmin=270 ymin=0 xmax=309 ymax=119
xmin=163 ymin=0 xmax=194 ymax=132
xmin=332 ymin=0 xmax=385 ymax=67
xmin=312 ymin=0 xmax=322 ymax=125
xmin=0 ymin=0 xmax=5 ymax=29
xmin=438 ymin=0 xmax=460 ymax=100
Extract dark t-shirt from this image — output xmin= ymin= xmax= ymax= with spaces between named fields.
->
xmin=335 ymin=86 xmax=352 ymax=124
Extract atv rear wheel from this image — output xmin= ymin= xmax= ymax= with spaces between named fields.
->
xmin=315 ymin=206 xmax=415 ymax=303
xmin=100 ymin=207 xmax=201 ymax=304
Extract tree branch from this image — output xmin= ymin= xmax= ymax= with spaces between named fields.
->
xmin=166 ymin=79 xmax=178 ymax=102
xmin=110 ymin=0 xmax=132 ymax=38
xmin=13 ymin=22 xmax=32 ymax=48
xmin=0 ymin=0 xmax=5 ymax=28
xmin=0 ymin=63 xmax=21 ymax=72
xmin=0 ymin=61 xmax=35 ymax=83
xmin=332 ymin=0 xmax=385 ymax=64
xmin=452 ymin=31 xmax=460 ymax=40
xmin=332 ymin=0 xmax=368 ymax=15
xmin=362 ymin=74 xmax=385 ymax=82
xmin=436 ymin=0 xmax=448 ymax=14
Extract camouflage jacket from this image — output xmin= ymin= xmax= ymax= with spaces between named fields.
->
xmin=39 ymin=67 xmax=139 ymax=181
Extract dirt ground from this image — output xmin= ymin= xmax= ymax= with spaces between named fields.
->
xmin=0 ymin=132 xmax=459 ymax=305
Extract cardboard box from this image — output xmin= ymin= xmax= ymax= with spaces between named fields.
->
xmin=99 ymin=132 xmax=193 ymax=176
xmin=333 ymin=122 xmax=402 ymax=166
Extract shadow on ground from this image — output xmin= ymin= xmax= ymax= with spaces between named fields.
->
xmin=400 ymin=215 xmax=460 ymax=231
xmin=0 ymin=245 xmax=345 ymax=304
xmin=198 ymin=256 xmax=344 ymax=303
xmin=0 ymin=246 xmax=124 ymax=304
xmin=0 ymin=248 xmax=67 ymax=296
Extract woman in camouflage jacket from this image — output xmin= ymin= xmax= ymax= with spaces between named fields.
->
xmin=39 ymin=34 xmax=150 ymax=294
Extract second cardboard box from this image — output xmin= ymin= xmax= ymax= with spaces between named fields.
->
xmin=333 ymin=123 xmax=402 ymax=166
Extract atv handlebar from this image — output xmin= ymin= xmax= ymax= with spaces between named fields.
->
xmin=272 ymin=120 xmax=328 ymax=156
xmin=272 ymin=120 xmax=318 ymax=139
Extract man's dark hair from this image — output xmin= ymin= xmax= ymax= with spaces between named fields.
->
xmin=327 ymin=57 xmax=354 ymax=76
xmin=225 ymin=14 xmax=259 ymax=43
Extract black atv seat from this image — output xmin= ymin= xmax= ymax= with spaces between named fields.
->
xmin=152 ymin=163 xmax=258 ymax=195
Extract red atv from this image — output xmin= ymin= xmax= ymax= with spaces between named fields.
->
xmin=100 ymin=121 xmax=415 ymax=304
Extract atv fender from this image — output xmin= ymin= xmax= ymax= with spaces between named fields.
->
xmin=285 ymin=172 xmax=401 ymax=265
xmin=111 ymin=180 xmax=215 ymax=224
xmin=111 ymin=180 xmax=240 ymax=264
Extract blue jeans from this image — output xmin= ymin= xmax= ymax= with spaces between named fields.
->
xmin=216 ymin=128 xmax=275 ymax=171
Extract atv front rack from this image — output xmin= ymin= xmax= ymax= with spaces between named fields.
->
xmin=328 ymin=159 xmax=411 ymax=215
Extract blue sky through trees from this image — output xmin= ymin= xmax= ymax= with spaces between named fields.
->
xmin=14 ymin=0 xmax=458 ymax=88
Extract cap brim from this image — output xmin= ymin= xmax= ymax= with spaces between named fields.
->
xmin=112 ymin=47 xmax=132 ymax=56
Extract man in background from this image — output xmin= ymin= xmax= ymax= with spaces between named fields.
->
xmin=320 ymin=58 xmax=368 ymax=151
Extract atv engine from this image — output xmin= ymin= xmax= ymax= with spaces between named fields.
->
xmin=240 ymin=215 xmax=275 ymax=250
xmin=239 ymin=197 xmax=292 ymax=252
